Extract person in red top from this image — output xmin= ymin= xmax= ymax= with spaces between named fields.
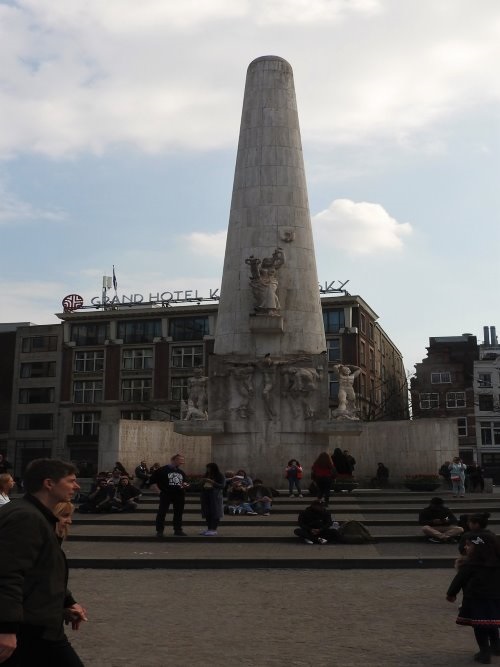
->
xmin=285 ymin=459 xmax=303 ymax=497
xmin=311 ymin=452 xmax=335 ymax=507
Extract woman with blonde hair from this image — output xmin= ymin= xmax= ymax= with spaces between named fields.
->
xmin=53 ymin=500 xmax=75 ymax=541
xmin=0 ymin=473 xmax=14 ymax=506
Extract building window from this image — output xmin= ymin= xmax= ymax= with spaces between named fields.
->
xmin=171 ymin=345 xmax=203 ymax=368
xmin=360 ymin=374 xmax=366 ymax=398
xmin=360 ymin=313 xmax=366 ymax=334
xmin=117 ymin=320 xmax=161 ymax=344
xmin=74 ymin=351 xmax=104 ymax=373
xmin=360 ymin=342 xmax=365 ymax=366
xmin=327 ymin=339 xmax=341 ymax=363
xmin=73 ymin=412 xmax=100 ymax=436
xmin=20 ymin=361 xmax=56 ymax=378
xmin=121 ymin=379 xmax=152 ymax=402
xmin=121 ymin=410 xmax=151 ymax=420
xmin=171 ymin=377 xmax=189 ymax=401
xmin=17 ymin=414 xmax=54 ymax=430
xmin=169 ymin=317 xmax=209 ymax=341
xmin=70 ymin=324 xmax=108 ymax=346
xmin=481 ymin=421 xmax=500 ymax=445
xmin=369 ymin=348 xmax=375 ymax=372
xmin=322 ymin=309 xmax=345 ymax=334
xmin=73 ymin=380 xmax=103 ymax=404
xmin=478 ymin=394 xmax=494 ymax=411
xmin=420 ymin=393 xmax=439 ymax=409
xmin=21 ymin=336 xmax=58 ymax=353
xmin=122 ymin=348 xmax=153 ymax=370
xmin=328 ymin=372 xmax=339 ymax=399
xmin=431 ymin=371 xmax=451 ymax=384
xmin=482 ymin=453 xmax=500 ymax=466
xmin=446 ymin=392 xmax=466 ymax=408
xmin=478 ymin=373 xmax=493 ymax=388
xmin=457 ymin=417 xmax=468 ymax=437
xmin=19 ymin=388 xmax=55 ymax=404
xmin=369 ymin=322 xmax=374 ymax=340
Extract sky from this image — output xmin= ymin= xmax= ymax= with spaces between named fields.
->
xmin=0 ymin=0 xmax=499 ymax=373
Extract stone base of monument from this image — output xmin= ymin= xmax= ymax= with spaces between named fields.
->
xmin=173 ymin=421 xmax=225 ymax=436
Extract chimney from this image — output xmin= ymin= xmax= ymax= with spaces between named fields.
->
xmin=491 ymin=326 xmax=497 ymax=345
xmin=484 ymin=326 xmax=491 ymax=346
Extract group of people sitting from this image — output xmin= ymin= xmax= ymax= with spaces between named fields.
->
xmin=225 ymin=470 xmax=275 ymax=516
xmin=77 ymin=464 xmax=143 ymax=513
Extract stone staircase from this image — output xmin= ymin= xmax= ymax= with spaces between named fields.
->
xmin=66 ymin=489 xmax=500 ymax=570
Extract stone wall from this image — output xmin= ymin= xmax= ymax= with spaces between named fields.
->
xmin=328 ymin=418 xmax=458 ymax=483
xmin=98 ymin=420 xmax=212 ymax=476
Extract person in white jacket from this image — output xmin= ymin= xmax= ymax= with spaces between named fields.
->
xmin=449 ymin=457 xmax=467 ymax=497
xmin=0 ymin=473 xmax=14 ymax=507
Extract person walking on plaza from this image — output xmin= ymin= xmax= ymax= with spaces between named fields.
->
xmin=0 ymin=458 xmax=87 ymax=666
xmin=200 ymin=462 xmax=225 ymax=536
xmin=446 ymin=533 xmax=500 ymax=664
xmin=151 ymin=453 xmax=190 ymax=537
xmin=419 ymin=496 xmax=463 ymax=543
xmin=449 ymin=456 xmax=467 ymax=497
xmin=285 ymin=459 xmax=303 ymax=497
xmin=311 ymin=452 xmax=336 ymax=507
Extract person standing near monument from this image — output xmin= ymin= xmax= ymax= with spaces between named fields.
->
xmin=0 ymin=458 xmax=87 ymax=666
xmin=151 ymin=454 xmax=189 ymax=537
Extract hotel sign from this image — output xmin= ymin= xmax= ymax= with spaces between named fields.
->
xmin=67 ymin=280 xmax=349 ymax=309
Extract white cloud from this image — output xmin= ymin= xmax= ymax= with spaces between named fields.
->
xmin=0 ymin=1 xmax=498 ymax=158
xmin=183 ymin=230 xmax=227 ymax=259
xmin=0 ymin=182 xmax=66 ymax=224
xmin=312 ymin=199 xmax=412 ymax=255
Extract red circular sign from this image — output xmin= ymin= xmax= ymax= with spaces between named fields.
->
xmin=62 ymin=294 xmax=84 ymax=312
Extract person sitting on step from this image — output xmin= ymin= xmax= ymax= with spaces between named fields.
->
xmin=419 ymin=496 xmax=464 ymax=543
xmin=247 ymin=479 xmax=273 ymax=515
xmin=226 ymin=479 xmax=256 ymax=515
xmin=294 ymin=500 xmax=341 ymax=545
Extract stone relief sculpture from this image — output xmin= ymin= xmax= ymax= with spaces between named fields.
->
xmin=331 ymin=364 xmax=361 ymax=421
xmin=245 ymin=248 xmax=285 ymax=316
xmin=282 ymin=364 xmax=321 ymax=419
xmin=183 ymin=368 xmax=208 ymax=420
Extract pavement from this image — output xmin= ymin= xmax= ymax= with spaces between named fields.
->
xmin=67 ymin=568 xmax=485 ymax=667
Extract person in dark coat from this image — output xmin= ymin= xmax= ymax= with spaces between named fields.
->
xmin=150 ymin=453 xmax=190 ymax=537
xmin=294 ymin=500 xmax=340 ymax=545
xmin=332 ymin=448 xmax=352 ymax=475
xmin=200 ymin=462 xmax=225 ymax=536
xmin=447 ymin=533 xmax=500 ymax=664
xmin=0 ymin=458 xmax=87 ymax=666
xmin=419 ymin=497 xmax=463 ymax=543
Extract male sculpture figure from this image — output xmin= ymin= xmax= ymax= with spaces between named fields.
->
xmin=333 ymin=364 xmax=361 ymax=418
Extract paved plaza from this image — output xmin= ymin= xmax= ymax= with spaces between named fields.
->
xmin=69 ymin=568 xmax=479 ymax=667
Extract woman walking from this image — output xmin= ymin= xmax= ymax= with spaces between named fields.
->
xmin=311 ymin=452 xmax=335 ymax=507
xmin=200 ymin=462 xmax=225 ymax=536
xmin=447 ymin=532 xmax=500 ymax=663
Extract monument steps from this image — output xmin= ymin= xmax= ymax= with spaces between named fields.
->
xmin=64 ymin=489 xmax=500 ymax=569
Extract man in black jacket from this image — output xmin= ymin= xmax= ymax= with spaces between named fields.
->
xmin=150 ymin=453 xmax=189 ymax=537
xmin=0 ymin=458 xmax=87 ymax=666
xmin=294 ymin=500 xmax=340 ymax=544
xmin=419 ymin=496 xmax=464 ymax=543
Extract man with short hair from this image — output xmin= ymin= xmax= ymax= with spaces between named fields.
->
xmin=150 ymin=454 xmax=190 ymax=537
xmin=0 ymin=458 xmax=87 ymax=665
xmin=418 ymin=496 xmax=464 ymax=543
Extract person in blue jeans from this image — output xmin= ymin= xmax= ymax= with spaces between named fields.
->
xmin=248 ymin=479 xmax=274 ymax=516
xmin=285 ymin=459 xmax=303 ymax=497
xmin=449 ymin=457 xmax=467 ymax=498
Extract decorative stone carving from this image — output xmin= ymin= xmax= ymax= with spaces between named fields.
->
xmin=331 ymin=364 xmax=361 ymax=421
xmin=282 ymin=364 xmax=322 ymax=419
xmin=183 ymin=368 xmax=208 ymax=420
xmin=280 ymin=229 xmax=295 ymax=243
xmin=245 ymin=248 xmax=285 ymax=316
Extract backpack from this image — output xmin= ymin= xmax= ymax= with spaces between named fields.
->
xmin=338 ymin=520 xmax=373 ymax=544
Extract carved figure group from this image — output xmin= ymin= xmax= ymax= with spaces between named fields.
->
xmin=184 ymin=368 xmax=208 ymax=420
xmin=332 ymin=364 xmax=361 ymax=420
xmin=245 ymin=248 xmax=285 ymax=316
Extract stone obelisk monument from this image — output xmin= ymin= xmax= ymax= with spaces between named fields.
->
xmin=176 ymin=56 xmax=359 ymax=485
